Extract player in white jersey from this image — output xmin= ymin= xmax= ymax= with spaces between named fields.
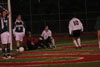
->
xmin=40 ymin=26 xmax=56 ymax=48
xmin=13 ymin=15 xmax=25 ymax=52
xmin=68 ymin=17 xmax=83 ymax=49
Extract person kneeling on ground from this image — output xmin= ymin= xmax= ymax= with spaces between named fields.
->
xmin=23 ymin=32 xmax=45 ymax=50
xmin=40 ymin=26 xmax=56 ymax=48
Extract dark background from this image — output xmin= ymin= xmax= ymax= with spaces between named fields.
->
xmin=10 ymin=0 xmax=100 ymax=34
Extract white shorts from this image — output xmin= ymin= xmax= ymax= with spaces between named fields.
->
xmin=1 ymin=32 xmax=11 ymax=44
xmin=15 ymin=32 xmax=24 ymax=41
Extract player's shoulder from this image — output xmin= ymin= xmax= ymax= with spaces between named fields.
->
xmin=43 ymin=29 xmax=51 ymax=32
xmin=72 ymin=17 xmax=79 ymax=20
xmin=48 ymin=29 xmax=51 ymax=31
xmin=48 ymin=29 xmax=52 ymax=33
xmin=42 ymin=30 xmax=45 ymax=33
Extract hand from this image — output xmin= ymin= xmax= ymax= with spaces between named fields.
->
xmin=14 ymin=34 xmax=16 ymax=38
xmin=39 ymin=37 xmax=43 ymax=40
xmin=31 ymin=42 xmax=35 ymax=46
xmin=69 ymin=34 xmax=72 ymax=37
xmin=23 ymin=34 xmax=25 ymax=38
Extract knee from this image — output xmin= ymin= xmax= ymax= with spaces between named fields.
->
xmin=50 ymin=37 xmax=54 ymax=40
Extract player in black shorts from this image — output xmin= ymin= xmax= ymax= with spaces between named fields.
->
xmin=68 ymin=17 xmax=84 ymax=49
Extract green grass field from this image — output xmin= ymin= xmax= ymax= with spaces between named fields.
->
xmin=0 ymin=37 xmax=100 ymax=67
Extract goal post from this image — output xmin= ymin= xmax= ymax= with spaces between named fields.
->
xmin=8 ymin=0 xmax=13 ymax=50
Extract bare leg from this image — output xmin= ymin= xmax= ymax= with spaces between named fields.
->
xmin=51 ymin=37 xmax=56 ymax=48
xmin=72 ymin=37 xmax=78 ymax=48
xmin=16 ymin=40 xmax=20 ymax=51
xmin=77 ymin=37 xmax=81 ymax=47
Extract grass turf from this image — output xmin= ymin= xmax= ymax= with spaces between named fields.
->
xmin=0 ymin=37 xmax=100 ymax=67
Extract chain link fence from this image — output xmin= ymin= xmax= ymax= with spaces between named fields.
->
xmin=11 ymin=0 xmax=100 ymax=34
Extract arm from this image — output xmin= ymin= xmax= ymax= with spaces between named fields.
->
xmin=0 ymin=19 xmax=1 ymax=34
xmin=39 ymin=31 xmax=44 ymax=40
xmin=22 ymin=21 xmax=26 ymax=35
xmin=68 ymin=21 xmax=73 ymax=35
xmin=41 ymin=31 xmax=44 ymax=37
xmin=79 ymin=20 xmax=84 ymax=32
xmin=13 ymin=21 xmax=16 ymax=37
xmin=81 ymin=24 xmax=84 ymax=32
xmin=48 ymin=30 xmax=52 ymax=37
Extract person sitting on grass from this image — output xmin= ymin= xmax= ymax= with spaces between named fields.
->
xmin=40 ymin=26 xmax=56 ymax=48
xmin=23 ymin=32 xmax=45 ymax=50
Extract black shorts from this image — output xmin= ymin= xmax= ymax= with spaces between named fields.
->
xmin=45 ymin=37 xmax=51 ymax=43
xmin=72 ymin=30 xmax=81 ymax=38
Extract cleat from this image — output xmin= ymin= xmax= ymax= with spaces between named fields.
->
xmin=75 ymin=47 xmax=78 ymax=49
xmin=16 ymin=49 xmax=19 ymax=52
xmin=52 ymin=46 xmax=56 ymax=48
xmin=2 ymin=55 xmax=8 ymax=59
xmin=7 ymin=54 xmax=12 ymax=59
xmin=79 ymin=46 xmax=82 ymax=49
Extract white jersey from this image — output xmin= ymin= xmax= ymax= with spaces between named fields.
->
xmin=41 ymin=30 xmax=52 ymax=40
xmin=68 ymin=17 xmax=83 ymax=35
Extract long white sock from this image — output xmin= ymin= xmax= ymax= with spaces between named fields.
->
xmin=99 ymin=41 xmax=100 ymax=49
xmin=73 ymin=40 xmax=78 ymax=47
xmin=77 ymin=38 xmax=81 ymax=46
xmin=51 ymin=40 xmax=56 ymax=47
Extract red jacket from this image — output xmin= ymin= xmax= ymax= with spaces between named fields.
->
xmin=23 ymin=37 xmax=38 ymax=46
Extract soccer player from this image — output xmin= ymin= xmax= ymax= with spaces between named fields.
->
xmin=13 ymin=15 xmax=25 ymax=52
xmin=68 ymin=17 xmax=83 ymax=49
xmin=40 ymin=26 xmax=56 ymax=48
xmin=95 ymin=16 xmax=100 ymax=49
xmin=23 ymin=32 xmax=45 ymax=50
xmin=0 ymin=10 xmax=11 ymax=59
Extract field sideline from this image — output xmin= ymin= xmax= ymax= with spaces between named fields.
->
xmin=0 ymin=37 xmax=100 ymax=67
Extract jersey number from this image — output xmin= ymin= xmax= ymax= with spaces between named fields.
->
xmin=73 ymin=20 xmax=79 ymax=26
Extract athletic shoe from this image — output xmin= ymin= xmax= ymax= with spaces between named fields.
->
xmin=2 ymin=54 xmax=8 ymax=59
xmin=75 ymin=47 xmax=78 ymax=49
xmin=7 ymin=54 xmax=12 ymax=59
xmin=16 ymin=49 xmax=19 ymax=52
xmin=79 ymin=46 xmax=82 ymax=49
xmin=52 ymin=46 xmax=56 ymax=48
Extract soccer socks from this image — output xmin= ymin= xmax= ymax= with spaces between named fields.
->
xmin=17 ymin=46 xmax=20 ymax=50
xmin=7 ymin=44 xmax=10 ymax=54
xmin=77 ymin=38 xmax=81 ymax=47
xmin=99 ymin=41 xmax=100 ymax=49
xmin=51 ymin=39 xmax=56 ymax=47
xmin=73 ymin=40 xmax=78 ymax=47
xmin=2 ymin=44 xmax=11 ymax=58
xmin=2 ymin=48 xmax=6 ymax=56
